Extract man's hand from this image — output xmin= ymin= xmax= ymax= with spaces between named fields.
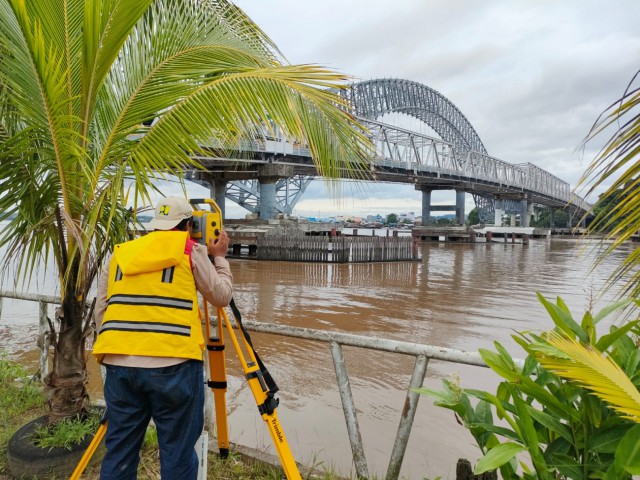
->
xmin=208 ymin=230 xmax=229 ymax=258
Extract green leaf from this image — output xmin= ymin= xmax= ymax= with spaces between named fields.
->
xmin=479 ymin=347 xmax=519 ymax=381
xmin=596 ymin=320 xmax=639 ymax=352
xmin=475 ymin=399 xmax=493 ymax=425
xmin=537 ymin=293 xmax=588 ymax=343
xmin=547 ymin=453 xmax=584 ymax=480
xmin=589 ymin=425 xmax=633 ymax=454
xmin=469 ymin=423 xmax=520 ymax=443
xmin=510 ymin=386 xmax=553 ymax=479
xmin=581 ymin=311 xmax=596 ymax=345
xmin=615 ymin=424 xmax=640 ymax=474
xmin=474 ymin=442 xmax=526 ymax=475
xmin=526 ymin=407 xmax=573 ymax=443
xmin=592 ymin=298 xmax=635 ymax=325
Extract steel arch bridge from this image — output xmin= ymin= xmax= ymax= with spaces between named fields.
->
xmin=190 ymin=78 xmax=588 ymax=220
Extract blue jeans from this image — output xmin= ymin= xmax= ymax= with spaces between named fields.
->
xmin=100 ymin=360 xmax=204 ymax=480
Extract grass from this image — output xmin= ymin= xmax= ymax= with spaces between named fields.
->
xmin=0 ymin=357 xmax=47 ymax=475
xmin=0 ymin=357 xmax=342 ymax=480
xmin=33 ymin=408 xmax=102 ymax=450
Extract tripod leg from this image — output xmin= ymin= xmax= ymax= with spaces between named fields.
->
xmin=204 ymin=303 xmax=230 ymax=458
xmin=218 ymin=307 xmax=302 ymax=480
xmin=69 ymin=420 xmax=107 ymax=480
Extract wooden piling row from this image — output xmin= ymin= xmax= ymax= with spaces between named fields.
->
xmin=255 ymin=234 xmax=416 ymax=262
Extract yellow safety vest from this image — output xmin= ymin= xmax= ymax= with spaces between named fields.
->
xmin=93 ymin=231 xmax=204 ymax=363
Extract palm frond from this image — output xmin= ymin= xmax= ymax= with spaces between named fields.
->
xmin=535 ymin=332 xmax=640 ymax=423
xmin=577 ymin=69 xmax=640 ymax=297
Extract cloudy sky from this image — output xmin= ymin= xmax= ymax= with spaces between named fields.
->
xmin=178 ymin=1 xmax=640 ymax=219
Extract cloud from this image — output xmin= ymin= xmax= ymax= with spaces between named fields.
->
xmin=230 ymin=1 xmax=640 ymax=212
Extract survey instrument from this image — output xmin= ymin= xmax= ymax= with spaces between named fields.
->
xmin=189 ymin=198 xmax=222 ymax=247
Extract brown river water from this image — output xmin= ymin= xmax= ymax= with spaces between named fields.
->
xmin=0 ymin=231 xmax=634 ymax=479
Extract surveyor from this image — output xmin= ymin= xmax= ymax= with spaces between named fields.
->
xmin=93 ymin=196 xmax=232 ymax=480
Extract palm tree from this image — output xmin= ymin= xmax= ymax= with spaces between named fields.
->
xmin=578 ymin=69 xmax=640 ymax=298
xmin=0 ymin=0 xmax=371 ymax=423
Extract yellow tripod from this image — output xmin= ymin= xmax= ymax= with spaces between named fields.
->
xmin=71 ymin=301 xmax=302 ymax=480
xmin=204 ymin=300 xmax=302 ymax=480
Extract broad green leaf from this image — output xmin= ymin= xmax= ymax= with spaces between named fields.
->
xmin=474 ymin=442 xmax=526 ymax=475
xmin=479 ymin=346 xmax=519 ymax=381
xmin=467 ymin=389 xmax=520 ymax=434
xmin=615 ymin=424 xmax=640 ymax=474
xmin=547 ymin=453 xmax=584 ymax=480
xmin=412 ymin=386 xmax=451 ymax=403
xmin=526 ymin=407 xmax=573 ymax=443
xmin=510 ymin=385 xmax=553 ymax=479
xmin=589 ymin=425 xmax=633 ymax=454
xmin=593 ymin=298 xmax=635 ymax=324
xmin=537 ymin=293 xmax=588 ymax=343
xmin=596 ymin=320 xmax=639 ymax=352
xmin=475 ymin=399 xmax=493 ymax=425
xmin=469 ymin=423 xmax=520 ymax=443
xmin=581 ymin=311 xmax=596 ymax=345
xmin=625 ymin=349 xmax=640 ymax=381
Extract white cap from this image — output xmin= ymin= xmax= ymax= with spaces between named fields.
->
xmin=147 ymin=196 xmax=193 ymax=230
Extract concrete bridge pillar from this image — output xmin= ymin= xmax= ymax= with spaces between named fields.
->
xmin=419 ymin=188 xmax=432 ymax=225
xmin=527 ymin=202 xmax=534 ymax=227
xmin=257 ymin=164 xmax=294 ymax=219
xmin=213 ymin=179 xmax=227 ymax=219
xmin=520 ymin=198 xmax=531 ymax=227
xmin=549 ymin=208 xmax=555 ymax=228
xmin=455 ymin=190 xmax=465 ymax=225
xmin=494 ymin=199 xmax=504 ymax=226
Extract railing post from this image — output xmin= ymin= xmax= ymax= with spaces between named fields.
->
xmin=330 ymin=341 xmax=369 ymax=479
xmin=385 ymin=354 xmax=429 ymax=480
xmin=38 ymin=300 xmax=50 ymax=381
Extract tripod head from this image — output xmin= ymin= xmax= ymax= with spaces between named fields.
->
xmin=189 ymin=198 xmax=223 ymax=247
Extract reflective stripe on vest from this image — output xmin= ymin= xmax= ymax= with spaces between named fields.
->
xmin=99 ymin=320 xmax=191 ymax=336
xmin=107 ymin=293 xmax=193 ymax=310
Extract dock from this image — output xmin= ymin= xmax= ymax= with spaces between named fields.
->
xmin=412 ymin=225 xmax=551 ymax=244
xmin=411 ymin=226 xmax=477 ymax=243
xmin=226 ymin=218 xmax=418 ymax=262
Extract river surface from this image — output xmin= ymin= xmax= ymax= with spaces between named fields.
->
xmin=0 ymin=228 xmax=634 ymax=479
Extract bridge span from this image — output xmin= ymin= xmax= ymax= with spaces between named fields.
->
xmin=186 ymin=78 xmax=589 ymax=227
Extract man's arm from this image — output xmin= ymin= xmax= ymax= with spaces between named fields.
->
xmin=94 ymin=259 xmax=111 ymax=330
xmin=191 ymin=230 xmax=233 ymax=306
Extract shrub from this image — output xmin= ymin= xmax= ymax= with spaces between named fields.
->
xmin=417 ymin=295 xmax=640 ymax=479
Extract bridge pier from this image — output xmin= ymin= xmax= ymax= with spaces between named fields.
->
xmin=549 ymin=209 xmax=555 ymax=228
xmin=420 ymin=189 xmax=432 ymax=225
xmin=213 ymin=179 xmax=227 ymax=218
xmin=520 ymin=198 xmax=532 ymax=228
xmin=494 ymin=199 xmax=504 ymax=226
xmin=417 ymin=185 xmax=467 ymax=225
xmin=258 ymin=164 xmax=294 ymax=220
xmin=455 ymin=190 xmax=465 ymax=225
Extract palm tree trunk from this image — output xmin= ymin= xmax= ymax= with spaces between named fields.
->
xmin=44 ymin=291 xmax=90 ymax=423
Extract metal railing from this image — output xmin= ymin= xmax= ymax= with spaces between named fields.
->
xmin=1 ymin=290 xmax=506 ymax=480
xmin=0 ymin=290 xmax=59 ymax=380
